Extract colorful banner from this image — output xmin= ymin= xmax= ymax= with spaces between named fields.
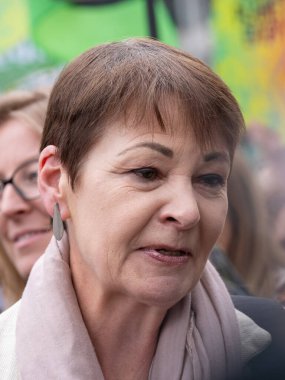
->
xmin=0 ymin=0 xmax=177 ymax=91
xmin=211 ymin=0 xmax=285 ymax=135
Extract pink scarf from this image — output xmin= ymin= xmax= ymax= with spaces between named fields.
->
xmin=16 ymin=234 xmax=242 ymax=379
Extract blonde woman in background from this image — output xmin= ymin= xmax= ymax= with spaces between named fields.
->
xmin=0 ymin=90 xmax=52 ymax=310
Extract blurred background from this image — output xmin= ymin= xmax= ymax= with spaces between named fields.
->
xmin=1 ymin=0 xmax=285 ymax=138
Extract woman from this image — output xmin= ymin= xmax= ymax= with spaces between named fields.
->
xmin=0 ymin=90 xmax=52 ymax=309
xmin=0 ymin=39 xmax=282 ymax=379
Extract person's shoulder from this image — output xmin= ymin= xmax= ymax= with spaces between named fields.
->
xmin=232 ymin=295 xmax=285 ymax=319
xmin=0 ymin=301 xmax=20 ymax=379
xmin=232 ymin=295 xmax=285 ymax=380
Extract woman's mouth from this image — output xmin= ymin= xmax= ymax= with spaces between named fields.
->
xmin=155 ymin=248 xmax=188 ymax=256
xmin=139 ymin=246 xmax=191 ymax=265
xmin=14 ymin=229 xmax=50 ymax=243
xmin=13 ymin=228 xmax=52 ymax=249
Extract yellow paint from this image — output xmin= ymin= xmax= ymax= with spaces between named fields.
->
xmin=0 ymin=0 xmax=29 ymax=52
xmin=212 ymin=0 xmax=285 ymax=136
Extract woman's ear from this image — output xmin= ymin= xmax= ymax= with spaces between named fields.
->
xmin=38 ymin=145 xmax=70 ymax=220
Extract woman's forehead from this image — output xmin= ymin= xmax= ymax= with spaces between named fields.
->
xmin=117 ymin=111 xmax=227 ymax=150
xmin=100 ymin=112 xmax=230 ymax=159
xmin=114 ymin=95 xmax=226 ymax=142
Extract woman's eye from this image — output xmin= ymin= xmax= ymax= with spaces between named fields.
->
xmin=198 ymin=174 xmax=225 ymax=188
xmin=131 ymin=167 xmax=160 ymax=181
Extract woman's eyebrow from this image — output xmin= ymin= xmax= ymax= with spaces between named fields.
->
xmin=204 ymin=151 xmax=230 ymax=164
xmin=118 ymin=142 xmax=173 ymax=158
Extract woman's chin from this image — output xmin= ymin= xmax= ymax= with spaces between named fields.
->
xmin=15 ymin=253 xmax=44 ymax=281
xmin=129 ymin=279 xmax=192 ymax=309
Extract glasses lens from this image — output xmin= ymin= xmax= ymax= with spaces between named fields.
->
xmin=13 ymin=160 xmax=39 ymax=200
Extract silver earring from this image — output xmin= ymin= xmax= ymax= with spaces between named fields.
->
xmin=53 ymin=203 xmax=64 ymax=241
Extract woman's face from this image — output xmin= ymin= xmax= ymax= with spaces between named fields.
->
xmin=0 ymin=118 xmax=52 ymax=280
xmin=60 ymin=121 xmax=230 ymax=308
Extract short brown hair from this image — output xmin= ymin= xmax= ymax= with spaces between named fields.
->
xmin=41 ymin=38 xmax=245 ymax=187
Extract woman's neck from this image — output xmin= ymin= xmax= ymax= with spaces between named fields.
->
xmin=90 ymin=301 xmax=165 ymax=380
xmin=71 ymin=262 xmax=167 ymax=380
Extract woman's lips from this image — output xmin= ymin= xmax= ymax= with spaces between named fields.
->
xmin=139 ymin=247 xmax=191 ymax=265
xmin=13 ymin=229 xmax=51 ymax=249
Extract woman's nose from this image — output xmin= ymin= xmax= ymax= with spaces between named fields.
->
xmin=159 ymin=182 xmax=200 ymax=230
xmin=0 ymin=184 xmax=30 ymax=216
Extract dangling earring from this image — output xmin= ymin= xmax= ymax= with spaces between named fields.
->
xmin=53 ymin=202 xmax=64 ymax=241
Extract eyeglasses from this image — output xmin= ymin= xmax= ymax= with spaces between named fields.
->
xmin=0 ymin=158 xmax=40 ymax=202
